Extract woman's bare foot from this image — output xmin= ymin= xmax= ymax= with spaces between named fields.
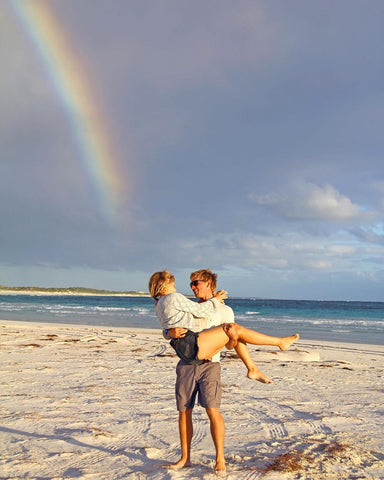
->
xmin=247 ymin=367 xmax=273 ymax=383
xmin=278 ymin=333 xmax=300 ymax=351
xmin=166 ymin=458 xmax=192 ymax=469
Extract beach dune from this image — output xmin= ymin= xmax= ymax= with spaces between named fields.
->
xmin=0 ymin=320 xmax=383 ymax=479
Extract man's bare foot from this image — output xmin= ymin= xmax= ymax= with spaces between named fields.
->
xmin=215 ymin=459 xmax=226 ymax=473
xmin=247 ymin=367 xmax=273 ymax=383
xmin=166 ymin=458 xmax=192 ymax=469
xmin=278 ymin=333 xmax=300 ymax=351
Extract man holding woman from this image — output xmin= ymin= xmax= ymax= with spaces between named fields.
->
xmin=150 ymin=270 xmax=227 ymax=471
xmin=149 ymin=269 xmax=299 ymax=473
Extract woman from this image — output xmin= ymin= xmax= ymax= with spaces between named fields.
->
xmin=149 ymin=270 xmax=299 ymax=365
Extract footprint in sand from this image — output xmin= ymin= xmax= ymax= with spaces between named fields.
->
xmin=268 ymin=424 xmax=289 ymax=439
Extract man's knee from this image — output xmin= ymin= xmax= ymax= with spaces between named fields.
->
xmin=205 ymin=407 xmax=222 ymax=420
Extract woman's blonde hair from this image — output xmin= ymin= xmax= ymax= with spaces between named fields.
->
xmin=148 ymin=270 xmax=175 ymax=300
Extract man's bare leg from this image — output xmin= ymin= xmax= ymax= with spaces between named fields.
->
xmin=167 ymin=409 xmax=193 ymax=469
xmin=206 ymin=407 xmax=226 ymax=472
xmin=234 ymin=340 xmax=273 ymax=383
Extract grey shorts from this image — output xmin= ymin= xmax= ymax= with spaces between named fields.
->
xmin=175 ymin=360 xmax=222 ymax=411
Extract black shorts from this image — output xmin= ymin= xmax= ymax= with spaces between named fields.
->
xmin=170 ymin=330 xmax=205 ymax=365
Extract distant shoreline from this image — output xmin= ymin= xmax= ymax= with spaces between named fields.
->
xmin=0 ymin=286 xmax=150 ymax=297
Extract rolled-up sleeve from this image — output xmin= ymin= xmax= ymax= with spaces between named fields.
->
xmin=172 ymin=294 xmax=220 ymax=318
xmin=156 ymin=293 xmax=222 ymax=329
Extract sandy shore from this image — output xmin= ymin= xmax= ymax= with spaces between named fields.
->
xmin=0 ymin=320 xmax=383 ymax=479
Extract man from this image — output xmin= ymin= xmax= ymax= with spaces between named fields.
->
xmin=164 ymin=269 xmax=273 ymax=472
xmin=190 ymin=269 xmax=273 ymax=384
xmin=163 ymin=270 xmax=227 ymax=473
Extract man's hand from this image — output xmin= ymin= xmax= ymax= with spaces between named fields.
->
xmin=166 ymin=327 xmax=188 ymax=338
xmin=214 ymin=289 xmax=228 ymax=303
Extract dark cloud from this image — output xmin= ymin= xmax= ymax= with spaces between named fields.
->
xmin=1 ymin=0 xmax=384 ymax=299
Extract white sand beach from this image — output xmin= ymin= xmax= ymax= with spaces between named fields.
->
xmin=0 ymin=320 xmax=383 ymax=479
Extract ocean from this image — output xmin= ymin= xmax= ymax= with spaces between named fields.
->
xmin=0 ymin=294 xmax=383 ymax=346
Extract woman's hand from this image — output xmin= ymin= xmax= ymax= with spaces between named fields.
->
xmin=214 ymin=289 xmax=228 ymax=303
xmin=167 ymin=327 xmax=188 ymax=338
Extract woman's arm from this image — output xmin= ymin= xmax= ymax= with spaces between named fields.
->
xmin=171 ymin=291 xmax=227 ymax=318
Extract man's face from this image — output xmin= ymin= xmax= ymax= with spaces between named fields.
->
xmin=190 ymin=277 xmax=213 ymax=300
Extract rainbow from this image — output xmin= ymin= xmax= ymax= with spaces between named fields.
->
xmin=8 ymin=0 xmax=126 ymax=225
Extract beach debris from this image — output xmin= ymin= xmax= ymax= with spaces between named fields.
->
xmin=264 ymin=449 xmax=311 ymax=472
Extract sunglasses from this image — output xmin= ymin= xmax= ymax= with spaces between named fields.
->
xmin=190 ymin=280 xmax=205 ymax=287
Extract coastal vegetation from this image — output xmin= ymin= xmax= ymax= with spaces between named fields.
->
xmin=0 ymin=286 xmax=149 ymax=296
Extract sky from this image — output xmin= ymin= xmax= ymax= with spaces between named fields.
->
xmin=1 ymin=0 xmax=384 ymax=301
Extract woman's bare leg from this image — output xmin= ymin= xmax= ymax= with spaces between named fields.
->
xmin=234 ymin=340 xmax=273 ymax=384
xmin=226 ymin=324 xmax=299 ymax=351
xmin=197 ymin=324 xmax=299 ymax=361
xmin=197 ymin=325 xmax=230 ymax=360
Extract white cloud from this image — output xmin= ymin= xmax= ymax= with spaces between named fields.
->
xmin=250 ymin=182 xmax=363 ymax=221
xmin=303 ymin=259 xmax=333 ymax=270
xmin=170 ymin=230 xmax=384 ymax=278
xmin=305 ymin=184 xmax=359 ymax=219
xmin=328 ymin=245 xmax=356 ymax=255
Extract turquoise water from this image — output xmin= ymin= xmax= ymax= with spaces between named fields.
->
xmin=0 ymin=295 xmax=383 ymax=345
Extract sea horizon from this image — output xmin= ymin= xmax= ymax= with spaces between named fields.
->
xmin=1 ymin=284 xmax=384 ymax=303
xmin=1 ymin=293 xmax=383 ymax=346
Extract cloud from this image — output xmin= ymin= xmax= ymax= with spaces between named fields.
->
xmin=249 ymin=182 xmax=365 ymax=221
xmin=157 ymin=230 xmax=360 ymax=273
xmin=94 ymin=1 xmax=292 ymax=90
xmin=2 ymin=1 xmax=384 ymax=300
xmin=372 ymin=181 xmax=384 ymax=194
xmin=350 ymin=225 xmax=384 ymax=246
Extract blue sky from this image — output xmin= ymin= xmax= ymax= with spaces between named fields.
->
xmin=1 ymin=0 xmax=384 ymax=300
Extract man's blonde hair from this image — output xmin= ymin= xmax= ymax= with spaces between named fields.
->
xmin=190 ymin=268 xmax=217 ymax=293
xmin=148 ymin=270 xmax=175 ymax=300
